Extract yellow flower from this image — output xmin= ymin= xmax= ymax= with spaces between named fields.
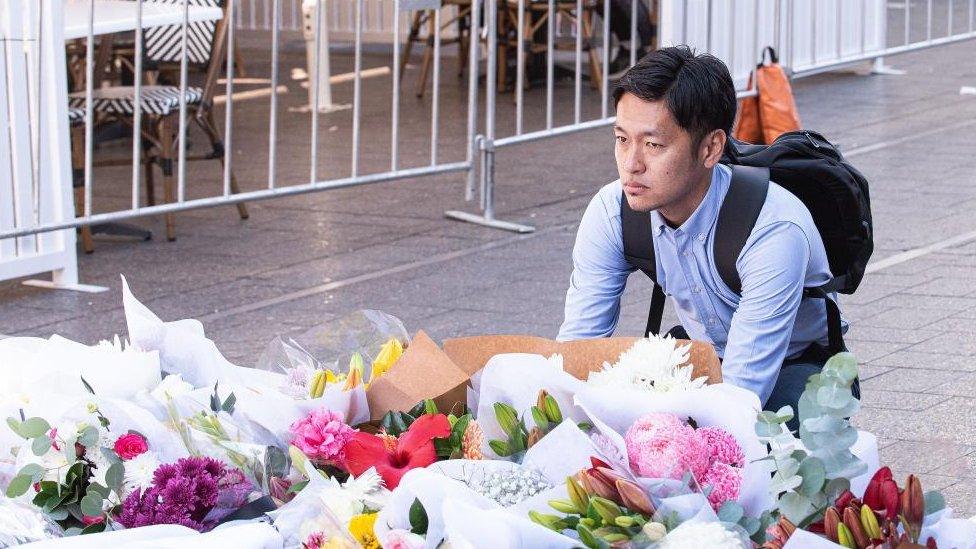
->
xmin=320 ymin=538 xmax=357 ymax=549
xmin=344 ymin=353 xmax=364 ymax=391
xmin=369 ymin=338 xmax=403 ymax=385
xmin=348 ymin=512 xmax=380 ymax=549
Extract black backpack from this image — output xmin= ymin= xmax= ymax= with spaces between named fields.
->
xmin=621 ymin=130 xmax=873 ymax=354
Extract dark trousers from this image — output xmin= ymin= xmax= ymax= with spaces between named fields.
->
xmin=664 ymin=326 xmax=861 ymax=432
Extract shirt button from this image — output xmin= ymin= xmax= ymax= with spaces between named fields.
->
xmin=693 ymin=287 xmax=702 ymax=293
xmin=683 ymin=251 xmax=691 ymax=257
xmin=697 ymin=233 xmax=706 ymax=242
xmin=707 ymin=317 xmax=715 ymax=324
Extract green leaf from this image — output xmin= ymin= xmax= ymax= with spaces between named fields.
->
xmin=221 ymin=393 xmax=237 ymax=414
xmin=796 ymin=457 xmax=826 ymax=497
xmin=6 ymin=474 xmax=33 ymax=497
xmin=6 ymin=417 xmax=24 ymax=438
xmin=287 ymin=480 xmax=310 ymax=494
xmin=32 ymin=435 xmax=53 ymax=456
xmin=78 ymin=426 xmax=99 ymax=448
xmin=106 ymin=461 xmax=125 ymax=491
xmin=48 ymin=508 xmax=69 ymax=521
xmin=716 ymin=501 xmax=744 ymax=523
xmin=18 ymin=463 xmax=44 ymax=483
xmin=80 ymin=376 xmax=96 ymax=395
xmin=21 ymin=417 xmax=51 ymax=439
xmin=774 ymin=406 xmax=795 ymax=422
xmin=488 ymin=439 xmax=511 ymax=457
xmin=755 ymin=421 xmax=783 ymax=438
xmin=531 ymin=407 xmax=550 ymax=431
xmin=80 ymin=492 xmax=103 ymax=517
xmin=824 ymin=353 xmax=858 ymax=383
xmin=778 ymin=492 xmax=816 ymax=524
xmin=423 ymin=399 xmax=438 ymax=415
xmin=80 ymin=521 xmax=106 ymax=534
xmin=740 ymin=516 xmax=761 ymax=536
xmin=924 ymin=490 xmax=947 ymax=516
xmin=409 ymin=498 xmax=429 ymax=535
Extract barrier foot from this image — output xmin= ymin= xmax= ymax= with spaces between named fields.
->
xmin=445 ymin=210 xmax=535 ymax=233
xmin=871 ymin=58 xmax=906 ymax=76
xmin=22 ymin=279 xmax=108 ymax=293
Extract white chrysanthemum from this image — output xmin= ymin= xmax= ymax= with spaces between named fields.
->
xmin=123 ymin=452 xmax=160 ymax=494
xmin=586 ymin=335 xmax=707 ymax=393
xmin=658 ymin=521 xmax=747 ymax=548
xmin=149 ymin=374 xmax=194 ymax=404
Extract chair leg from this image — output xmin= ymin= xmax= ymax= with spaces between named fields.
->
xmin=158 ymin=116 xmax=177 ymax=241
xmin=69 ymin=125 xmax=94 ymax=254
xmin=416 ymin=10 xmax=436 ymax=98
xmin=143 ymin=136 xmax=156 ymax=206
xmin=582 ymin=9 xmax=602 ymax=93
xmin=233 ymin=37 xmax=247 ymax=77
xmin=400 ymin=12 xmax=424 ymax=83
xmin=457 ymin=10 xmax=468 ymax=78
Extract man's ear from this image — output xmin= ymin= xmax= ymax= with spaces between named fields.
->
xmin=699 ymin=129 xmax=727 ymax=168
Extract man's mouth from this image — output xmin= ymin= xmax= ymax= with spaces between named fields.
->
xmin=623 ymin=181 xmax=648 ymax=192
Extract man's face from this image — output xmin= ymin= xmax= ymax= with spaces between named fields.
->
xmin=613 ymin=93 xmax=703 ymax=214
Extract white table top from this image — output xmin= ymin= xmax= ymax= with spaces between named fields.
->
xmin=63 ymin=0 xmax=223 ymax=40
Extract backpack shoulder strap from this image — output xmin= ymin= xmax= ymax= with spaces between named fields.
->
xmin=714 ymin=165 xmax=770 ymax=295
xmin=620 ymin=189 xmax=665 ymax=337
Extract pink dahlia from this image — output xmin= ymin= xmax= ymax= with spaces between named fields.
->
xmin=624 ymin=413 xmax=710 ymax=481
xmin=702 ymin=462 xmax=743 ymax=510
xmin=697 ymin=426 xmax=745 ymax=468
xmin=289 ymin=408 xmax=355 ymax=464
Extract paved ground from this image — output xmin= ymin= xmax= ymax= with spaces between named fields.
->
xmin=3 ymin=33 xmax=976 ymax=513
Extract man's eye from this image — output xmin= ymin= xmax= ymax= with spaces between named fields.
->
xmin=646 ymin=142 xmax=663 ymax=148
xmin=615 ymin=136 xmax=627 ymax=143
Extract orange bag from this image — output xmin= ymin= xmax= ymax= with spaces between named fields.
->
xmin=733 ymin=47 xmax=801 ymax=144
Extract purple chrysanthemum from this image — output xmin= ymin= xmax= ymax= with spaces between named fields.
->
xmin=118 ymin=456 xmax=252 ymax=532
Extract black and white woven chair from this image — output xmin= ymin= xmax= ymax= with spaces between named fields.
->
xmin=68 ymin=0 xmax=248 ymax=242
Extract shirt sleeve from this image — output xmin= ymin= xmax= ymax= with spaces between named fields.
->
xmin=557 ymin=189 xmax=634 ymax=341
xmin=721 ymin=221 xmax=810 ymax=404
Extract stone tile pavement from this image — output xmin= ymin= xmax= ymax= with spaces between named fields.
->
xmin=4 ymin=37 xmax=976 ymax=513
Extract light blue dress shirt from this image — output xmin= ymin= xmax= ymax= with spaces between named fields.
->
xmin=557 ymin=164 xmax=842 ymax=404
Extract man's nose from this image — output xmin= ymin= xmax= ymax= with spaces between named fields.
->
xmin=624 ymin=147 xmax=644 ymax=173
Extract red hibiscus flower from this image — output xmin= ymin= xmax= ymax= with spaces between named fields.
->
xmin=863 ymin=466 xmax=900 ymax=521
xmin=114 ymin=432 xmax=148 ymax=460
xmin=341 ymin=414 xmax=451 ymax=489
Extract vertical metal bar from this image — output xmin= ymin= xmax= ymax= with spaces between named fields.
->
xmin=630 ymin=0 xmax=637 ymax=65
xmin=392 ymin=0 xmax=401 ymax=172
xmin=310 ymin=0 xmax=322 ymax=183
xmin=132 ymin=0 xmax=144 ymax=208
xmin=601 ymin=0 xmax=609 ymax=119
xmin=836 ymin=0 xmax=843 ymax=59
xmin=33 ymin=2 xmax=42 ymax=238
xmin=705 ymin=0 xmax=712 ymax=52
xmin=268 ymin=0 xmax=281 ymax=189
xmin=431 ymin=8 xmax=441 ymax=164
xmin=516 ymin=0 xmax=525 ymax=135
xmin=773 ymin=0 xmax=781 ymax=56
xmin=574 ymin=0 xmax=582 ymax=124
xmin=177 ymin=0 xmax=190 ymax=203
xmin=727 ymin=0 xmax=735 ymax=70
xmin=860 ymin=0 xmax=866 ymax=54
xmin=83 ymin=0 xmax=94 ymax=218
xmin=483 ymin=0 xmax=498 ymax=215
xmin=681 ymin=0 xmax=688 ymax=44
xmin=351 ymin=0 xmax=363 ymax=177
xmin=927 ymin=0 xmax=933 ymax=41
xmin=753 ymin=0 xmax=760 ymax=66
xmin=811 ymin=0 xmax=818 ymax=66
xmin=905 ymin=0 xmax=911 ymax=45
xmin=787 ymin=0 xmax=795 ymax=70
xmin=224 ymin=0 xmax=235 ymax=196
xmin=949 ymin=0 xmax=954 ymax=36
xmin=546 ymin=0 xmax=554 ymax=129
xmin=970 ymin=0 xmax=974 ymax=32
xmin=464 ymin=0 xmax=480 ymax=201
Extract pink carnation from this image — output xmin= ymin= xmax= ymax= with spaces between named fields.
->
xmin=624 ymin=413 xmax=710 ymax=481
xmin=697 ymin=426 xmax=745 ymax=468
xmin=289 ymin=409 xmax=354 ymax=463
xmin=702 ymin=462 xmax=743 ymax=510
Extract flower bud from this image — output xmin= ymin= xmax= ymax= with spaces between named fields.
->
xmin=527 ymin=427 xmax=544 ymax=447
xmin=536 ymin=390 xmax=550 ymax=413
xmin=590 ymin=497 xmax=623 ymax=524
xmin=528 ymin=511 xmax=564 ymax=531
xmin=531 ymin=407 xmax=550 ymax=431
xmin=642 ymin=522 xmax=667 ymax=542
xmin=614 ymin=516 xmax=636 ymax=528
xmin=824 ymin=507 xmax=841 ymax=541
xmin=544 ymin=394 xmax=563 ymax=424
xmin=579 ymin=469 xmax=617 ymax=501
xmin=616 ymin=479 xmax=654 ymax=517
xmin=566 ymin=476 xmax=590 ymax=513
xmin=859 ymin=504 xmax=881 ymax=540
xmin=843 ymin=507 xmax=869 ymax=548
xmin=836 ymin=523 xmax=856 ymax=549
xmin=548 ymin=498 xmax=578 ymax=514
xmin=493 ymin=403 xmax=519 ymax=436
xmin=901 ymin=474 xmax=924 ymax=541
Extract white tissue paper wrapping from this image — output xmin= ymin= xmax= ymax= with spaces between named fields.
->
xmin=468 ymin=353 xmax=586 ymax=458
xmin=375 ymin=422 xmax=597 ymax=548
xmin=575 ymin=382 xmax=775 ymax=516
xmin=20 ymin=522 xmax=282 ymax=549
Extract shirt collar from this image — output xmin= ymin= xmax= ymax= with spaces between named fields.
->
xmin=650 ymin=164 xmax=731 ymax=239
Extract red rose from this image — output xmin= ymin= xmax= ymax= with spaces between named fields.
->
xmin=113 ymin=433 xmax=148 ymax=460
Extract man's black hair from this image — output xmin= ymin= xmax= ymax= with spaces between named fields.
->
xmin=612 ymin=45 xmax=736 ymax=145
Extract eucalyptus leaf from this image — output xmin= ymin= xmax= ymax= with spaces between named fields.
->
xmin=31 ymin=435 xmax=52 ymax=456
xmin=6 ymin=417 xmax=24 ymax=438
xmin=778 ymin=492 xmax=815 ymax=524
xmin=796 ymin=457 xmax=826 ymax=497
xmin=824 ymin=353 xmax=858 ymax=383
xmin=5 ymin=474 xmax=32 ymax=498
xmin=78 ymin=426 xmax=99 ymax=448
xmin=924 ymin=490 xmax=946 ymax=516
xmin=716 ymin=501 xmax=744 ymax=523
xmin=774 ymin=406 xmax=795 ymax=422
xmin=18 ymin=463 xmax=44 ymax=482
xmin=48 ymin=508 xmax=69 ymax=521
xmin=21 ymin=417 xmax=51 ymax=439
xmin=106 ymin=462 xmax=125 ymax=490
xmin=80 ymin=493 xmax=103 ymax=517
